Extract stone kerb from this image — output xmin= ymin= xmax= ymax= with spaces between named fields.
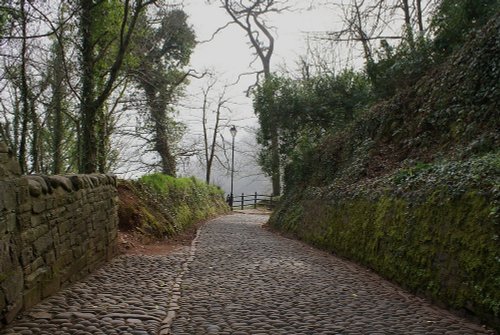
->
xmin=0 ymin=142 xmax=119 ymax=327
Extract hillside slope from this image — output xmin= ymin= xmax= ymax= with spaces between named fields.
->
xmin=270 ymin=15 xmax=500 ymax=330
xmin=118 ymin=174 xmax=229 ymax=246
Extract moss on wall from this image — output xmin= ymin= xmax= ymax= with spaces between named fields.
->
xmin=270 ymin=153 xmax=500 ymax=330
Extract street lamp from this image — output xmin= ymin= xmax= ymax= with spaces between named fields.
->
xmin=229 ymin=125 xmax=237 ymax=209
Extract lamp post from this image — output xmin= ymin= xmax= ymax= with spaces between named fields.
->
xmin=229 ymin=125 xmax=237 ymax=208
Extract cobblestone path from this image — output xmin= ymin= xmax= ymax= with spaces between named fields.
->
xmin=1 ymin=251 xmax=188 ymax=335
xmin=169 ymin=214 xmax=491 ymax=335
xmin=1 ymin=213 xmax=494 ymax=335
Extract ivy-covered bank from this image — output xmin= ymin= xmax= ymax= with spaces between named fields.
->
xmin=270 ymin=16 xmax=500 ymax=331
xmin=118 ymin=174 xmax=229 ymax=242
xmin=272 ymin=154 xmax=500 ymax=329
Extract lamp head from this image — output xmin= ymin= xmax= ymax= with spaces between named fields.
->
xmin=230 ymin=125 xmax=237 ymax=138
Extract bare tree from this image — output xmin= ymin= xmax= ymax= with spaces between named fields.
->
xmin=309 ymin=0 xmax=435 ymax=65
xmin=199 ymin=76 xmax=233 ymax=184
xmin=208 ymin=0 xmax=293 ymax=195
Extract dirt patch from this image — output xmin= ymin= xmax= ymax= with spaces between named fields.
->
xmin=117 ymin=219 xmax=206 ymax=255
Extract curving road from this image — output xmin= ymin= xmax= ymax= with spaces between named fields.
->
xmin=1 ymin=213 xmax=494 ymax=335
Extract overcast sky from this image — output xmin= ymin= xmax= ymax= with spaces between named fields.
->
xmin=177 ymin=1 xmax=346 ymax=196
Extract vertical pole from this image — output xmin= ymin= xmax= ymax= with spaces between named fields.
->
xmin=270 ymin=195 xmax=273 ymax=209
xmin=241 ymin=193 xmax=244 ymax=210
xmin=230 ymin=132 xmax=235 ymax=209
xmin=254 ymin=192 xmax=257 ymax=209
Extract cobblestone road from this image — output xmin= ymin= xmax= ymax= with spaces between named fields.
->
xmin=1 ymin=251 xmax=188 ymax=335
xmin=1 ymin=213 xmax=494 ymax=335
xmin=169 ymin=214 xmax=492 ymax=335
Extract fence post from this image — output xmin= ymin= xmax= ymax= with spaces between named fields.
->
xmin=254 ymin=192 xmax=257 ymax=209
xmin=241 ymin=193 xmax=244 ymax=210
xmin=270 ymin=195 xmax=273 ymax=209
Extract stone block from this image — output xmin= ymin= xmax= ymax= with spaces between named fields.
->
xmin=18 ymin=212 xmax=31 ymax=230
xmin=69 ymin=175 xmax=85 ymax=190
xmin=54 ymin=193 xmax=69 ymax=207
xmin=88 ymin=176 xmax=99 ymax=187
xmin=17 ymin=178 xmax=30 ymax=203
xmin=74 ymin=191 xmax=83 ymax=200
xmin=20 ymin=246 xmax=34 ymax=267
xmin=58 ymin=240 xmax=72 ymax=257
xmin=72 ymin=245 xmax=83 ymax=259
xmin=44 ymin=250 xmax=56 ymax=265
xmin=45 ymin=197 xmax=54 ymax=210
xmin=24 ymin=266 xmax=47 ymax=289
xmin=31 ymin=214 xmax=42 ymax=228
xmin=23 ymin=284 xmax=42 ymax=309
xmin=49 ymin=226 xmax=60 ymax=245
xmin=41 ymin=276 xmax=60 ymax=298
xmin=23 ymin=175 xmax=49 ymax=194
xmin=17 ymin=202 xmax=31 ymax=214
xmin=1 ymin=212 xmax=16 ymax=234
xmin=27 ymin=178 xmax=42 ymax=197
xmin=1 ymin=268 xmax=23 ymax=305
xmin=63 ymin=256 xmax=87 ymax=283
xmin=33 ymin=233 xmax=53 ymax=256
xmin=4 ymin=299 xmax=22 ymax=324
xmin=29 ymin=257 xmax=45 ymax=273
xmin=52 ymin=250 xmax=72 ymax=272
xmin=0 ymin=184 xmax=16 ymax=211
xmin=32 ymin=198 xmax=46 ymax=214
xmin=48 ymin=175 xmax=73 ymax=192
xmin=0 ymin=289 xmax=6 ymax=315
xmin=0 ymin=238 xmax=9 ymax=266
xmin=21 ymin=224 xmax=48 ymax=244
xmin=0 ymin=143 xmax=21 ymax=178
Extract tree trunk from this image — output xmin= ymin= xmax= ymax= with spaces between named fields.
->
xmin=97 ymin=105 xmax=108 ymax=173
xmin=354 ymin=0 xmax=373 ymax=64
xmin=18 ymin=0 xmax=29 ymax=174
xmin=79 ymin=0 xmax=97 ymax=173
xmin=221 ymin=0 xmax=280 ymax=195
xmin=270 ymin=130 xmax=281 ymax=196
xmin=79 ymin=0 xmax=146 ymax=173
xmin=400 ymin=0 xmax=414 ymax=45
xmin=155 ymin=120 xmax=176 ymax=177
xmin=416 ymin=0 xmax=424 ymax=35
xmin=263 ymin=68 xmax=281 ymax=196
xmin=50 ymin=56 xmax=64 ymax=174
xmin=30 ymin=102 xmax=41 ymax=173
xmin=144 ymin=85 xmax=176 ymax=176
xmin=202 ymin=95 xmax=210 ymax=183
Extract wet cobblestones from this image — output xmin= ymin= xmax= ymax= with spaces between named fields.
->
xmin=1 ymin=250 xmax=188 ymax=335
xmin=170 ymin=214 xmax=492 ymax=335
xmin=1 ymin=213 xmax=494 ymax=334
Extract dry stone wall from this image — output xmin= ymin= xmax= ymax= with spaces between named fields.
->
xmin=0 ymin=142 xmax=118 ymax=325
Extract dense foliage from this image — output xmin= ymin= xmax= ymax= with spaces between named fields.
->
xmin=254 ymin=70 xmax=372 ymax=188
xmin=431 ymin=0 xmax=500 ymax=56
xmin=266 ymin=7 xmax=500 ymax=330
xmin=130 ymin=9 xmax=196 ymax=176
xmin=0 ymin=2 xmax=195 ymax=175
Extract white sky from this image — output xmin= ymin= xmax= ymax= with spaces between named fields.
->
xmin=178 ymin=1 xmax=346 ymax=196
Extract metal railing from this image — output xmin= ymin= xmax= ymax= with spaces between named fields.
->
xmin=229 ymin=192 xmax=275 ymax=210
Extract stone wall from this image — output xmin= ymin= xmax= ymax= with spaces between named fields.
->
xmin=0 ymin=142 xmax=118 ymax=325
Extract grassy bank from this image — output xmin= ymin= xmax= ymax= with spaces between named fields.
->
xmin=118 ymin=173 xmax=229 ymax=243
